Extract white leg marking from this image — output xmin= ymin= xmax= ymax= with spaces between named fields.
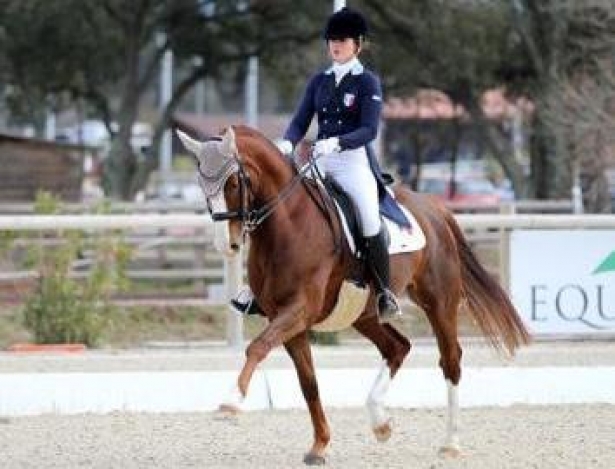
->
xmin=444 ymin=379 xmax=460 ymax=450
xmin=219 ymin=384 xmax=245 ymax=412
xmin=366 ymin=360 xmax=392 ymax=428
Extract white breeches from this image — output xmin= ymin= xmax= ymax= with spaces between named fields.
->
xmin=318 ymin=147 xmax=380 ymax=237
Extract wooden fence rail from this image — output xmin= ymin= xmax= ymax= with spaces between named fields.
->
xmin=1 ymin=212 xmax=614 ymax=346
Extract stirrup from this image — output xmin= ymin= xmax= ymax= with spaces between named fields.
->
xmin=376 ymin=290 xmax=401 ymax=322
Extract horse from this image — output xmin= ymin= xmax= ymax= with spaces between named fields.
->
xmin=177 ymin=125 xmax=530 ymax=465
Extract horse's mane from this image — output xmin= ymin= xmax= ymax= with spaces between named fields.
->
xmin=232 ymin=125 xmax=288 ymax=164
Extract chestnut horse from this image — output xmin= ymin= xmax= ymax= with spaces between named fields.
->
xmin=177 ymin=126 xmax=530 ymax=465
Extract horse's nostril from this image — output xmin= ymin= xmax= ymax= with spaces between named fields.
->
xmin=230 ymin=243 xmax=240 ymax=252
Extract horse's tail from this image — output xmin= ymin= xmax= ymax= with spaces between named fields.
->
xmin=444 ymin=212 xmax=531 ymax=355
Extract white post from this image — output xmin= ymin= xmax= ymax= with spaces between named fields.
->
xmin=157 ymin=33 xmax=174 ymax=198
xmin=245 ymin=56 xmax=258 ymax=128
xmin=511 ymin=108 xmax=524 ymax=164
xmin=572 ymin=160 xmax=584 ymax=214
xmin=193 ymin=57 xmax=205 ymax=115
xmin=499 ymin=202 xmax=515 ymax=292
xmin=225 ymin=255 xmax=244 ymax=349
xmin=221 ymin=54 xmax=261 ymax=349
xmin=44 ymin=110 xmax=56 ymax=141
xmin=44 ymin=97 xmax=56 ymax=141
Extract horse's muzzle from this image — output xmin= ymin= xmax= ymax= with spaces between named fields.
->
xmin=226 ymin=220 xmax=244 ymax=253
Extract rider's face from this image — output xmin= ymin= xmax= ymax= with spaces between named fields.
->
xmin=327 ymin=38 xmax=359 ymax=64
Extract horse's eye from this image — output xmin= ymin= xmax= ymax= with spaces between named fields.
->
xmin=227 ymin=176 xmax=239 ymax=190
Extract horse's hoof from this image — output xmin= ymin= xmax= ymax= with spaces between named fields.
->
xmin=218 ymin=403 xmax=241 ymax=415
xmin=303 ymin=452 xmax=326 ymax=465
xmin=373 ymin=419 xmax=392 ymax=443
xmin=438 ymin=444 xmax=462 ymax=458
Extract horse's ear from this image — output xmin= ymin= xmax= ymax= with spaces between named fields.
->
xmin=176 ymin=129 xmax=203 ymax=156
xmin=221 ymin=126 xmax=238 ymax=156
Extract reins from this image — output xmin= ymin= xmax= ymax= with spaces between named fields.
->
xmin=300 ymin=158 xmax=343 ymax=253
xmin=205 ymin=148 xmax=328 ymax=233
xmin=239 ymin=156 xmax=320 ymax=232
xmin=201 ymin=136 xmax=343 ymax=252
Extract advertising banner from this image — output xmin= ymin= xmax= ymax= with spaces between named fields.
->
xmin=510 ymin=230 xmax=615 ymax=335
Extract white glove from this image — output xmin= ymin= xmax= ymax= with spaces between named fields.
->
xmin=313 ymin=137 xmax=340 ymax=157
xmin=274 ymin=139 xmax=293 ymax=156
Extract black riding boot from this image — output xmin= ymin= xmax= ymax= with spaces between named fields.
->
xmin=363 ymin=231 xmax=401 ymax=321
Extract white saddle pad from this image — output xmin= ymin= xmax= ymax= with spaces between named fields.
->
xmin=311 ymin=280 xmax=369 ymax=332
xmin=384 ymin=203 xmax=426 ymax=254
xmin=334 ymin=196 xmax=426 ymax=255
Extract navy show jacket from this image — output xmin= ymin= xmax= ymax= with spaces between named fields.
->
xmin=282 ymin=62 xmax=411 ymax=228
xmin=283 ymin=62 xmax=383 ymax=151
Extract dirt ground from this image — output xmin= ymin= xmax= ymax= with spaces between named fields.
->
xmin=1 ymin=340 xmax=614 ymax=468
xmin=0 ymin=405 xmax=613 ymax=469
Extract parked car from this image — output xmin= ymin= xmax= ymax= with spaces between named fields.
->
xmin=418 ymin=177 xmax=501 ymax=207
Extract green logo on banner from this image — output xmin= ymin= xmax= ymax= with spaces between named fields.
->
xmin=593 ymin=251 xmax=615 ymax=274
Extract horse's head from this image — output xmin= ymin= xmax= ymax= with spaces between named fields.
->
xmin=176 ymin=127 xmax=247 ymax=255
xmin=177 ymin=126 xmax=290 ymax=256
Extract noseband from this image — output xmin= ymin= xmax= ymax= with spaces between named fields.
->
xmin=202 ymin=157 xmax=258 ymax=229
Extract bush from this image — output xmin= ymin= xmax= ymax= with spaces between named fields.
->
xmin=308 ymin=330 xmax=339 ymax=345
xmin=20 ymin=192 xmax=131 ymax=346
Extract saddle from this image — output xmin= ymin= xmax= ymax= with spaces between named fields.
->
xmin=321 ymin=176 xmax=412 ymax=256
xmin=233 ymin=173 xmax=424 ymax=323
xmin=323 ymin=177 xmax=363 ymax=250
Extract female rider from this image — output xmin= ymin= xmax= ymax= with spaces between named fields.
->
xmin=234 ymin=7 xmax=400 ymax=321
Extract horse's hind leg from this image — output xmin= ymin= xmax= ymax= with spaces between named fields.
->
xmin=284 ymin=332 xmax=330 ymax=465
xmin=416 ymin=287 xmax=463 ymax=456
xmin=353 ymin=312 xmax=411 ymax=442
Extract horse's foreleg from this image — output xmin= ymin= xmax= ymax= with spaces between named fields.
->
xmin=221 ymin=308 xmax=307 ymax=412
xmin=284 ymin=332 xmax=330 ymax=465
xmin=354 ymin=315 xmax=411 ymax=442
xmin=367 ymin=359 xmax=394 ymax=442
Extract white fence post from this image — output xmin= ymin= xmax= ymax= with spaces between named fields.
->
xmin=224 ymin=252 xmax=244 ymax=348
xmin=499 ymin=202 xmax=515 ymax=292
xmin=3 ymin=213 xmax=615 ymax=345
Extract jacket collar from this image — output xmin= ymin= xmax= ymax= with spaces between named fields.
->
xmin=324 ymin=59 xmax=364 ymax=77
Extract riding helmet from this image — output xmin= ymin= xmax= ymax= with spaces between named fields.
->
xmin=323 ymin=7 xmax=368 ymax=41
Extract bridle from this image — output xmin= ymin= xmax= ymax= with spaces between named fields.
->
xmin=202 ymin=156 xmax=256 ymax=229
xmin=200 ymin=143 xmax=321 ymax=234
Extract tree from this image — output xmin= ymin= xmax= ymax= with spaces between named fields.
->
xmin=0 ymin=0 xmax=322 ymax=200
xmin=0 ymin=0 xmax=123 ymax=129
xmin=356 ymin=0 xmax=615 ymax=206
xmin=503 ymin=0 xmax=615 ymax=206
xmin=358 ymin=0 xmax=530 ymax=196
xmin=544 ymin=69 xmax=615 ymax=213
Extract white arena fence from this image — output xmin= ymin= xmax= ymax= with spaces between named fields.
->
xmin=0 ymin=210 xmax=614 ymax=346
